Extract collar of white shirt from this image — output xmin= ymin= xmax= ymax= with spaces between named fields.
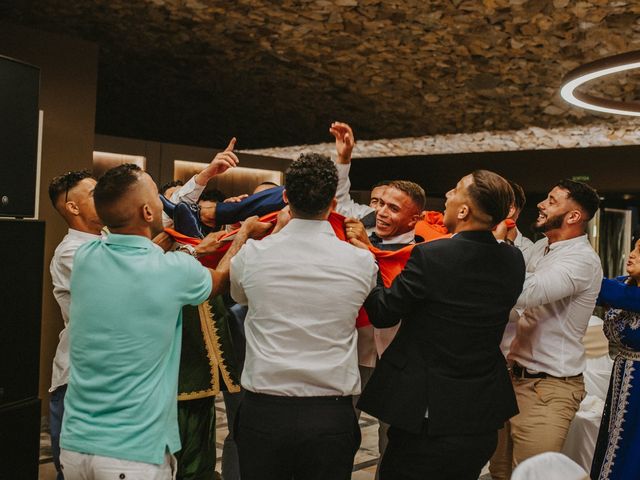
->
xmin=544 ymin=233 xmax=590 ymax=253
xmin=67 ymin=228 xmax=101 ymax=241
xmin=281 ymin=217 xmax=336 ymax=235
xmin=380 ymin=230 xmax=416 ymax=245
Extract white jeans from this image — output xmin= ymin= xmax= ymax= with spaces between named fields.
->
xmin=60 ymin=449 xmax=177 ymax=480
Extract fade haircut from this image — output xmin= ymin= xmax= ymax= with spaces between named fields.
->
xmin=386 ymin=180 xmax=426 ymax=212
xmin=285 ymin=153 xmax=338 ymax=217
xmin=48 ymin=170 xmax=93 ymax=206
xmin=159 ymin=179 xmax=184 ymax=196
xmin=468 ymin=170 xmax=514 ymax=227
xmin=509 ymin=180 xmax=526 ymax=211
xmin=199 ymin=189 xmax=227 ymax=203
xmin=93 ymin=164 xmax=142 ymax=228
xmin=555 ymin=179 xmax=600 ymax=221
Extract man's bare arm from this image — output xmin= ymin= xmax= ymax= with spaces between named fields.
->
xmin=207 ymin=216 xmax=271 ymax=297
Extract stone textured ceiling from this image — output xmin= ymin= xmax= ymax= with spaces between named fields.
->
xmin=3 ymin=0 xmax=640 ymax=149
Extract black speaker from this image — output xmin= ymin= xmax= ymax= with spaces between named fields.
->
xmin=0 ymin=219 xmax=44 ymax=405
xmin=0 ymin=55 xmax=40 ymax=218
xmin=0 ymin=397 xmax=41 ymax=479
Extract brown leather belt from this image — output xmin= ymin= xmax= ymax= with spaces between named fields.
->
xmin=511 ymin=363 xmax=582 ymax=381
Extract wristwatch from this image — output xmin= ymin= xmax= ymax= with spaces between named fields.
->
xmin=176 ymin=243 xmax=199 ymax=257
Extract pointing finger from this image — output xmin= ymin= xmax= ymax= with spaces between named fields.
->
xmin=225 ymin=137 xmax=237 ymax=152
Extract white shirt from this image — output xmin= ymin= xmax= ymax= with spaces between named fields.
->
xmin=507 ymin=234 xmax=603 ymax=377
xmin=500 ymin=228 xmax=535 ymax=357
xmin=230 ymin=218 xmax=378 ymax=396
xmin=49 ymin=228 xmax=101 ymax=392
xmin=161 ymin=175 xmax=206 ymax=228
xmin=334 ymin=162 xmax=375 ymax=221
xmin=378 ymin=230 xmax=416 ymax=245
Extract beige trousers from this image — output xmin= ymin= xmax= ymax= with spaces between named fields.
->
xmin=489 ymin=375 xmax=585 ymax=480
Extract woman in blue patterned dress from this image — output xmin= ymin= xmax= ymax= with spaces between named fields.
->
xmin=591 ymin=239 xmax=640 ymax=479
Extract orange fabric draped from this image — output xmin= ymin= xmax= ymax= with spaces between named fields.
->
xmin=165 ymin=210 xmax=451 ymax=327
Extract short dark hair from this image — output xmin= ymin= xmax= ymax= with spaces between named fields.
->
xmin=48 ymin=170 xmax=93 ymax=206
xmin=555 ymin=179 xmax=600 ymax=221
xmin=159 ymin=179 xmax=184 ymax=196
xmin=509 ymin=180 xmax=526 ymax=211
xmin=199 ymin=189 xmax=227 ymax=203
xmin=468 ymin=170 xmax=514 ymax=227
xmin=386 ymin=180 xmax=426 ymax=211
xmin=372 ymin=179 xmax=391 ymax=190
xmin=285 ymin=153 xmax=338 ymax=216
xmin=94 ymin=164 xmax=142 ymax=226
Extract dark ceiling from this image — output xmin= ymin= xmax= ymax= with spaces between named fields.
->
xmin=2 ymin=0 xmax=640 ymax=149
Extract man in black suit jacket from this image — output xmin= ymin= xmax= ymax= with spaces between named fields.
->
xmin=358 ymin=170 xmax=526 ymax=480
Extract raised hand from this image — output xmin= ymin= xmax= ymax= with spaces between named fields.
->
xmin=197 ymin=137 xmax=240 ymax=185
xmin=329 ymin=122 xmax=355 ymax=164
xmin=209 ymin=137 xmax=239 ymax=175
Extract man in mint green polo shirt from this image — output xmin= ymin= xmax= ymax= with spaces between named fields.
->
xmin=59 ymin=164 xmax=269 ymax=479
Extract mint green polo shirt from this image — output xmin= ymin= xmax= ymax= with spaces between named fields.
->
xmin=60 ymin=233 xmax=212 ymax=464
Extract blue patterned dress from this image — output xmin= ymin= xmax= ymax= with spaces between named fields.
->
xmin=591 ymin=300 xmax=640 ymax=479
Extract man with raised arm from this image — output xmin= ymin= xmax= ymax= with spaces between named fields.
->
xmin=330 ymin=121 xmax=389 ymax=231
xmin=329 ymin=123 xmax=426 ymax=478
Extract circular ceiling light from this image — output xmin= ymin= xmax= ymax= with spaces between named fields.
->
xmin=560 ymin=50 xmax=640 ymax=116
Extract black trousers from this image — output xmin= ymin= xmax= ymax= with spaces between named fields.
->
xmin=380 ymin=423 xmax=498 ymax=480
xmin=235 ymin=390 xmax=361 ymax=480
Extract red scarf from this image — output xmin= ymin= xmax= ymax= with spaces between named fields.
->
xmin=165 ymin=211 xmax=451 ymax=327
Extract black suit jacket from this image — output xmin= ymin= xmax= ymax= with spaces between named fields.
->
xmin=357 ymin=230 xmax=525 ymax=435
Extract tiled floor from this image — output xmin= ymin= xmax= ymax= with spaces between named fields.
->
xmin=39 ymin=396 xmax=491 ymax=479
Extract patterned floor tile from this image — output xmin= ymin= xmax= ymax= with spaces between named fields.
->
xmin=39 ymin=398 xmax=492 ymax=479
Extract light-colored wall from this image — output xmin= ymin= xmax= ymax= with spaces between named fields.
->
xmin=0 ymin=23 xmax=99 ymax=414
xmin=95 ymin=134 xmax=291 ymax=195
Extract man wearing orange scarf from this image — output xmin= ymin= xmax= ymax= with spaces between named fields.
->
xmin=330 ymin=122 xmax=436 ymax=478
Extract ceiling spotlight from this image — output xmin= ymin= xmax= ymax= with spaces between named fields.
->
xmin=560 ymin=50 xmax=640 ymax=116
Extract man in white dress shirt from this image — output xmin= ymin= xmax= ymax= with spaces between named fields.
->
xmin=498 ymin=180 xmax=535 ymax=358
xmin=230 ymin=153 xmax=378 ymax=480
xmin=47 ymin=170 xmax=104 ymax=480
xmin=490 ymin=179 xmax=603 ymax=480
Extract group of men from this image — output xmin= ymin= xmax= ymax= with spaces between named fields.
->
xmin=46 ymin=121 xmax=603 ymax=480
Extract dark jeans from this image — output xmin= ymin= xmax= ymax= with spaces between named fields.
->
xmin=49 ymin=385 xmax=67 ymax=480
xmin=380 ymin=424 xmax=498 ymax=480
xmin=222 ymin=389 xmax=244 ymax=480
xmin=235 ymin=391 xmax=360 ymax=480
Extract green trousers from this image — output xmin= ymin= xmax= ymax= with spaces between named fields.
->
xmin=176 ymin=396 xmax=217 ymax=480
